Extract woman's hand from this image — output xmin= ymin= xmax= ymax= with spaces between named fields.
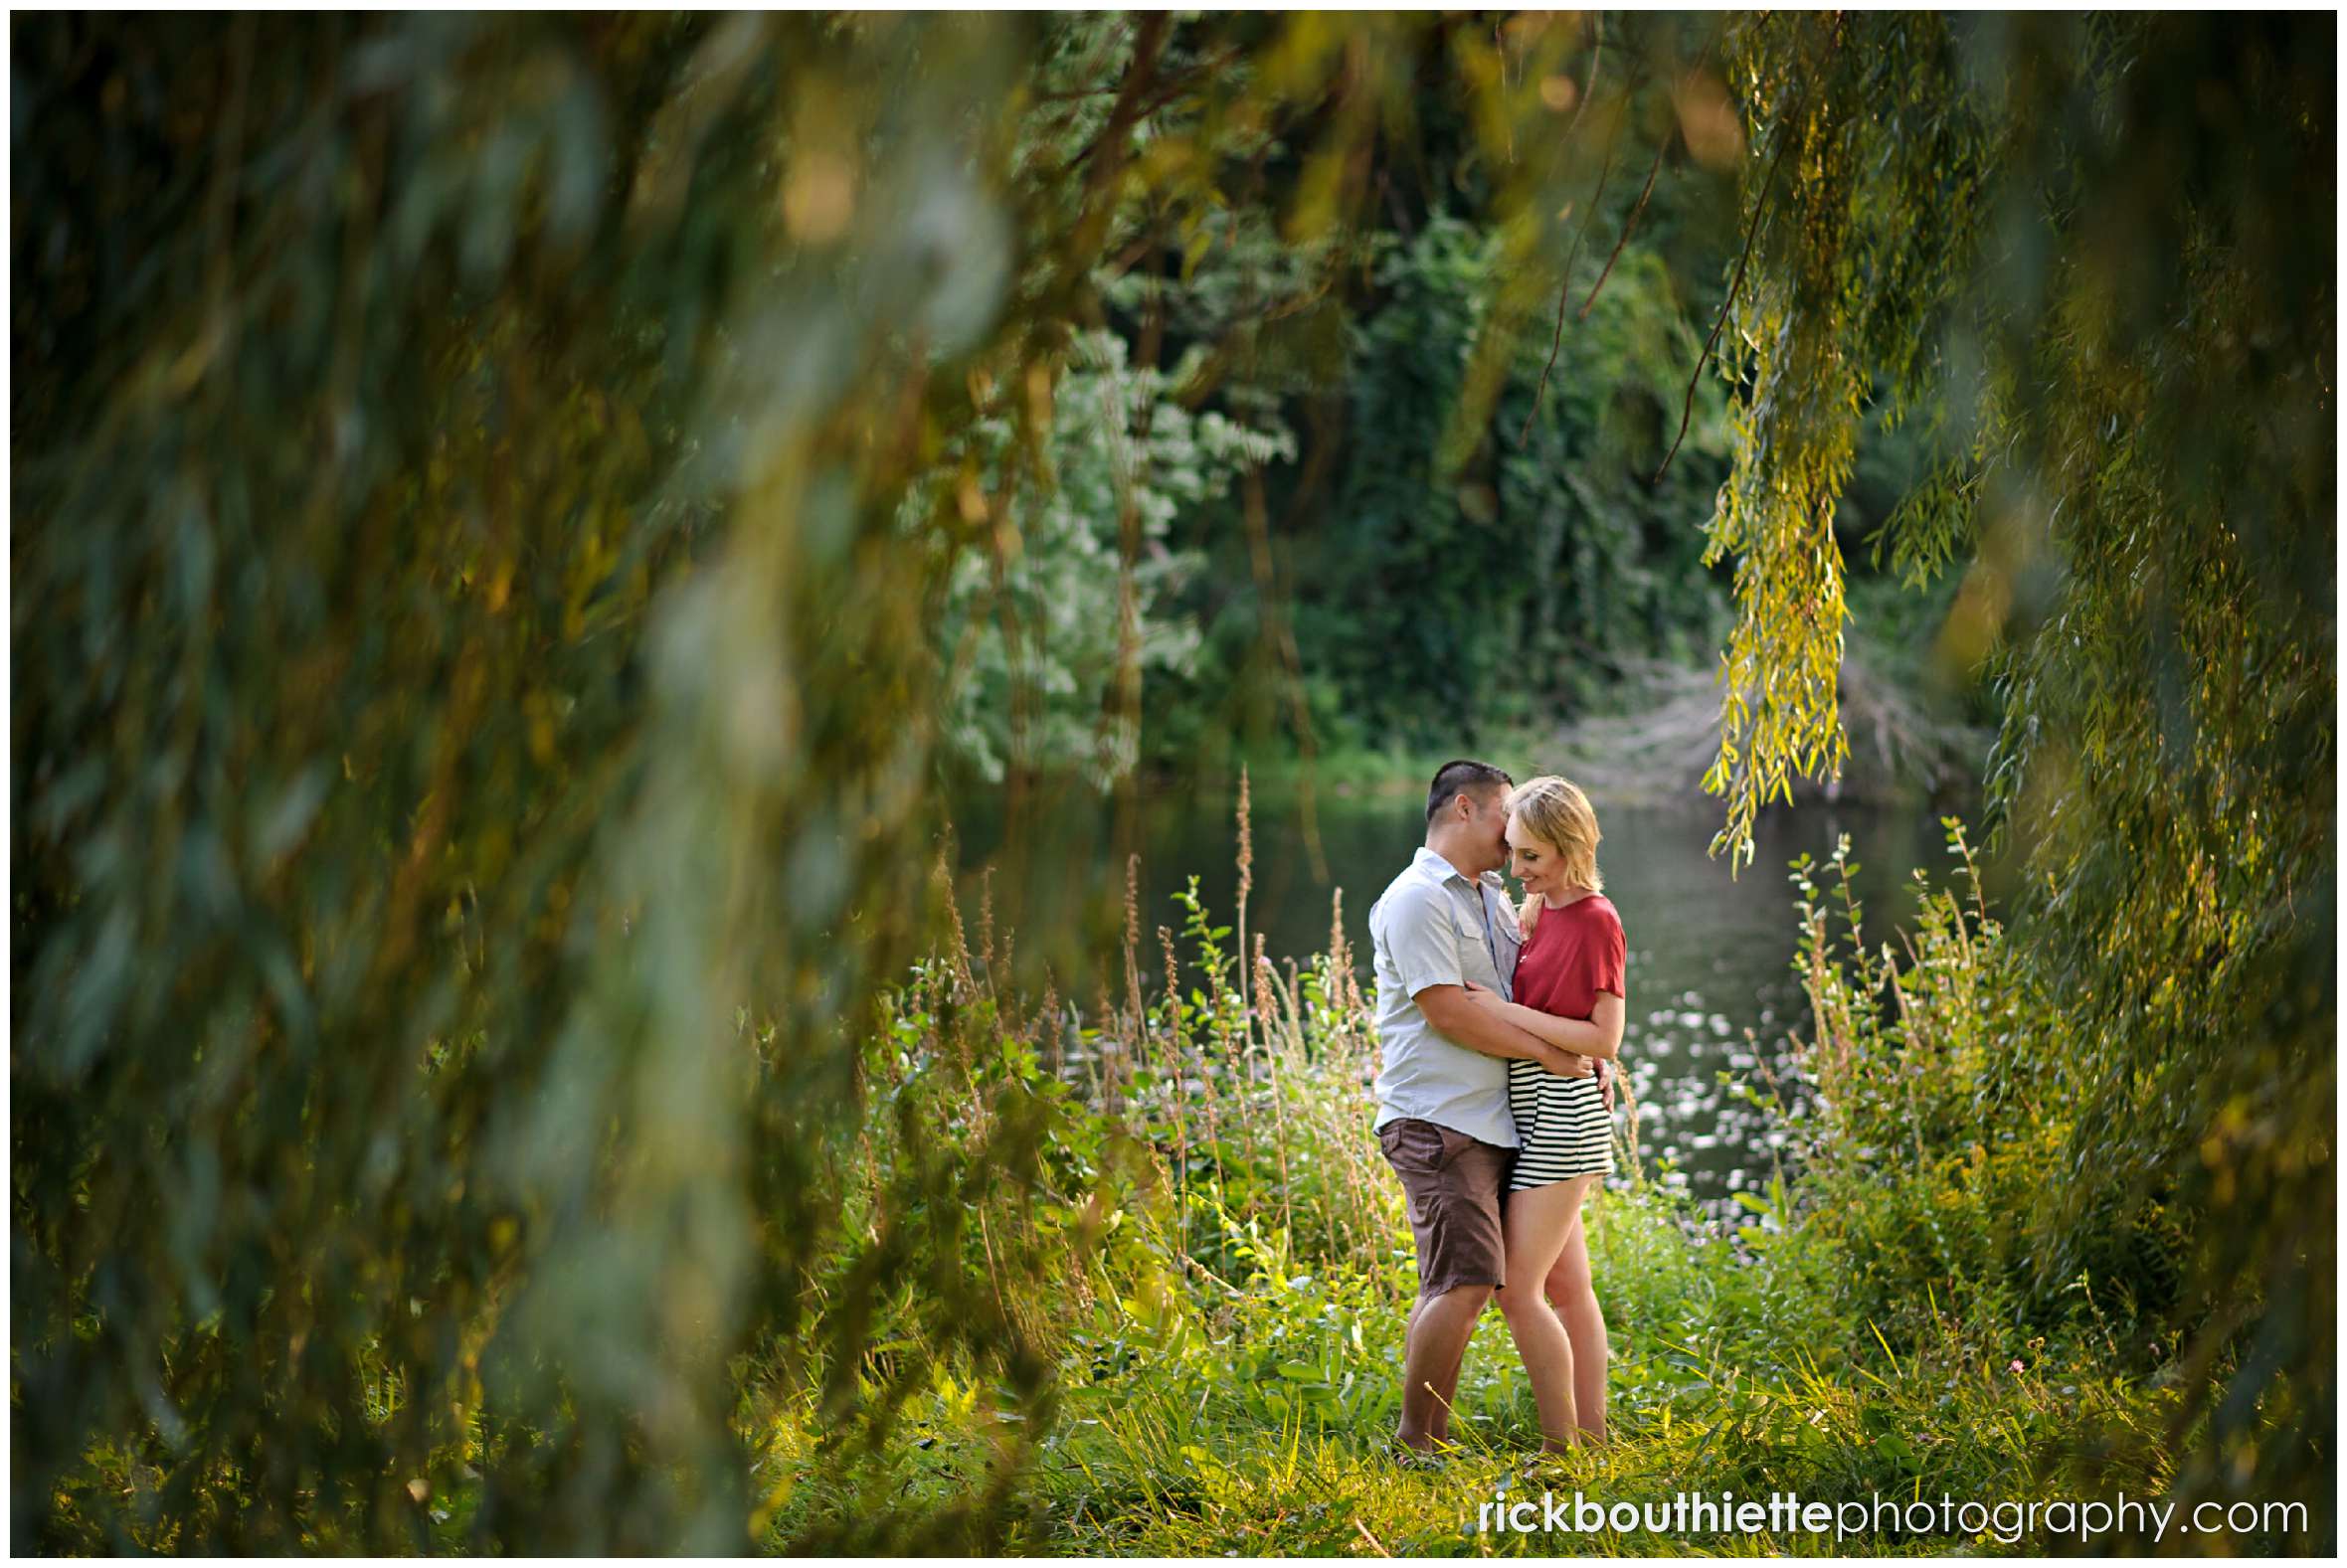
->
xmin=1461 ymin=978 xmax=1505 ymax=1010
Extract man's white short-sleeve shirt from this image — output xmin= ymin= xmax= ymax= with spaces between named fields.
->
xmin=1368 ymin=845 xmax=1523 ymax=1147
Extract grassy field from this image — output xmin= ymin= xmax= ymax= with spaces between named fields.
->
xmin=42 ymin=827 xmax=2252 ymax=1555
xmin=743 ymin=829 xmax=2251 ymax=1556
xmin=41 ymin=828 xmax=2275 ymax=1554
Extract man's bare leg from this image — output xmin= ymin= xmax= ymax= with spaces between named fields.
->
xmin=1401 ymin=1293 xmax=1438 ymax=1442
xmin=1397 ymin=1284 xmax=1491 ymax=1452
xmin=1428 ymin=1292 xmax=1487 ymax=1445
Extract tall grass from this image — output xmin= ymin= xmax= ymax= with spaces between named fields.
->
xmin=745 ymin=815 xmax=2295 ymax=1554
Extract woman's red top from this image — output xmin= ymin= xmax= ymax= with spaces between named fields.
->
xmin=1513 ymin=893 xmax=1626 ymax=1055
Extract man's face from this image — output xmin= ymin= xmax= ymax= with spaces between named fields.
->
xmin=1464 ymin=785 xmax=1512 ymax=874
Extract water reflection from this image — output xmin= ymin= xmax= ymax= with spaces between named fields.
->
xmin=952 ymin=778 xmax=1995 ymax=1218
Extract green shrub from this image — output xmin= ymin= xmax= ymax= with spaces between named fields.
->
xmin=1775 ymin=825 xmax=2188 ymax=1358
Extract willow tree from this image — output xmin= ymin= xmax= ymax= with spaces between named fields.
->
xmin=12 ymin=13 xmax=1050 ymax=1551
xmin=1702 ymin=12 xmax=2332 ymax=1534
xmin=11 ymin=9 xmax=1683 ymax=1552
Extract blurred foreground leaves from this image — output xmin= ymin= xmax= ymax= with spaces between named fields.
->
xmin=10 ymin=10 xmax=1664 ymax=1550
xmin=14 ymin=10 xmax=1043 ymax=1550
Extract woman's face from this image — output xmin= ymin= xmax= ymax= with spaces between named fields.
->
xmin=1506 ymin=812 xmax=1564 ymax=899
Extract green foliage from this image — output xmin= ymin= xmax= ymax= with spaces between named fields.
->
xmin=1711 ymin=11 xmax=2333 ymax=1524
xmin=1290 ymin=213 xmax=1735 ymax=746
xmin=1700 ymin=13 xmax=2001 ymax=866
xmin=1079 ymin=12 xmax=1745 ymax=771
xmin=922 ymin=330 xmax=1293 ymax=785
xmin=11 ymin=8 xmax=1072 ymax=1551
xmin=1777 ymin=829 xmax=2183 ymax=1358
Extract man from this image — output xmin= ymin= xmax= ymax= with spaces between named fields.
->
xmin=1369 ymin=759 xmax=1608 ymax=1456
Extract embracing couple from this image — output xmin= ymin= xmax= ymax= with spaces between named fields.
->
xmin=1370 ymin=759 xmax=1625 ymax=1458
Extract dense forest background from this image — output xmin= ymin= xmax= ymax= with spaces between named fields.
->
xmin=12 ymin=11 xmax=2332 ymax=1554
xmin=919 ymin=17 xmax=1967 ymax=790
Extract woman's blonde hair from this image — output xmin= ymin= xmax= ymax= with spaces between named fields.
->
xmin=1509 ymin=774 xmax=1603 ymax=899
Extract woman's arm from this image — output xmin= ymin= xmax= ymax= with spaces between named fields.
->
xmin=1463 ymin=980 xmax=1626 ymax=1061
xmin=1416 ymin=984 xmax=1599 ymax=1079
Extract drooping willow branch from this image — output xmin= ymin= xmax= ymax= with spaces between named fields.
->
xmin=1519 ymin=107 xmax=1623 ymax=444
xmin=1655 ymin=114 xmax=1793 ymax=485
xmin=1578 ymin=127 xmax=1671 ymax=321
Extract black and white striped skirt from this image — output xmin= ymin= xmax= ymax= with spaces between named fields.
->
xmin=1505 ymin=1057 xmax=1615 ymax=1191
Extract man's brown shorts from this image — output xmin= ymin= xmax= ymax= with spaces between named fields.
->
xmin=1377 ymin=1117 xmax=1512 ymax=1298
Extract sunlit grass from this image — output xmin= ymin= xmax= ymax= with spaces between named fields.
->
xmin=38 ymin=823 xmax=2226 ymax=1555
xmin=753 ymin=1177 xmax=2184 ymax=1555
xmin=740 ymin=825 xmax=2211 ymax=1554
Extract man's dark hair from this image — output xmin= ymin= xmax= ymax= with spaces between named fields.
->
xmin=1426 ymin=759 xmax=1513 ymax=825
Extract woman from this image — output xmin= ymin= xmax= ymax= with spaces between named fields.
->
xmin=1467 ymin=774 xmax=1624 ymax=1452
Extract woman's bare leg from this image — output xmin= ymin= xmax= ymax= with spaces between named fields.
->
xmin=1496 ymin=1174 xmax=1599 ymax=1452
xmin=1544 ymin=1210 xmax=1609 ymax=1440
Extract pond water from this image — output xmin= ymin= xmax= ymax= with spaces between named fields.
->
xmin=953 ymin=776 xmax=1992 ymax=1219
